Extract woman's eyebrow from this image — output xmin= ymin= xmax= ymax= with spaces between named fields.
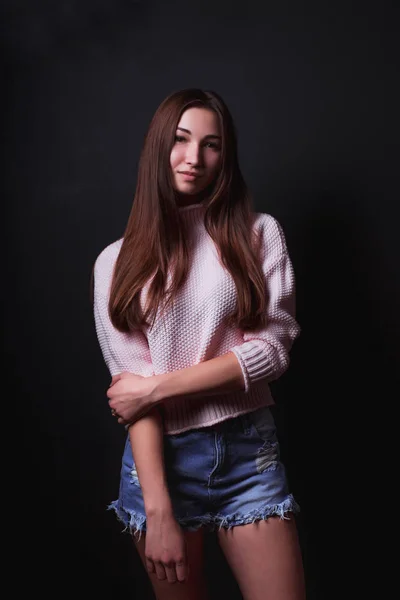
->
xmin=177 ymin=126 xmax=221 ymax=139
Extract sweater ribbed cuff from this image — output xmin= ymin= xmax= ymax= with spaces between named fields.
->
xmin=230 ymin=341 xmax=274 ymax=391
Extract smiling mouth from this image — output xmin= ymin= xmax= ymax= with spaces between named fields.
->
xmin=178 ymin=171 xmax=202 ymax=178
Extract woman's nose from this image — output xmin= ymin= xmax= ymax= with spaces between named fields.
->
xmin=185 ymin=143 xmax=202 ymax=165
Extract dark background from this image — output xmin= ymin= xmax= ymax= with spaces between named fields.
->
xmin=3 ymin=1 xmax=397 ymax=598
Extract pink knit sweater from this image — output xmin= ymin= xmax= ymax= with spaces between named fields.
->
xmin=93 ymin=203 xmax=300 ymax=435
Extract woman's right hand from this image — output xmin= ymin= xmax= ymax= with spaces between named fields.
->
xmin=145 ymin=511 xmax=189 ymax=584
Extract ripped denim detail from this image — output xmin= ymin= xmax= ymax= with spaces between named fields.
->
xmin=256 ymin=440 xmax=280 ymax=473
xmin=129 ymin=465 xmax=140 ymax=487
xmin=108 ymin=495 xmax=300 ymax=539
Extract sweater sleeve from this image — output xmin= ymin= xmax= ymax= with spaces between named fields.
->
xmin=229 ymin=215 xmax=300 ymax=393
xmin=93 ymin=247 xmax=154 ymax=378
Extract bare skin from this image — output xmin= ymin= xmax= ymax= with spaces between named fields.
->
xmin=108 ymin=351 xmax=245 ymax=425
xmin=135 ymin=515 xmax=305 ymax=599
xmin=218 ymin=516 xmax=306 ymax=600
xmin=134 ymin=528 xmax=209 ymax=600
xmin=110 ymin=376 xmax=189 ymax=583
xmin=128 ymin=411 xmax=191 ymax=583
xmin=144 ymin=509 xmax=188 ymax=584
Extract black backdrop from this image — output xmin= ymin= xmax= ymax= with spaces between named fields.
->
xmin=3 ymin=1 xmax=397 ymax=598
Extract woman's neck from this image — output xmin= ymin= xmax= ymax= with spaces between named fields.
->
xmin=174 ymin=185 xmax=213 ymax=209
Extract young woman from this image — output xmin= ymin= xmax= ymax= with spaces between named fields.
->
xmin=93 ymin=88 xmax=306 ymax=600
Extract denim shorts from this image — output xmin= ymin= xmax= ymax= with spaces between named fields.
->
xmin=109 ymin=406 xmax=300 ymax=536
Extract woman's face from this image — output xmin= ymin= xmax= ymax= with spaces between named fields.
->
xmin=170 ymin=107 xmax=222 ymax=198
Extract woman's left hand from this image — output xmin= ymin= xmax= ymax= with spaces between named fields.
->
xmin=107 ymin=372 xmax=157 ymax=425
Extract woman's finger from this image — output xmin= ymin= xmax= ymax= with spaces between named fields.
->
xmin=154 ymin=561 xmax=167 ymax=580
xmin=164 ymin=563 xmax=177 ymax=584
xmin=175 ymin=559 xmax=189 ymax=583
xmin=145 ymin=557 xmax=155 ymax=574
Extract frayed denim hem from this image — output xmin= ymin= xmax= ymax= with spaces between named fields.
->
xmin=107 ymin=501 xmax=147 ymax=541
xmin=181 ymin=494 xmax=300 ymax=532
xmin=208 ymin=494 xmax=300 ymax=531
xmin=108 ymin=495 xmax=300 ymax=538
xmin=108 ymin=501 xmax=204 ymax=540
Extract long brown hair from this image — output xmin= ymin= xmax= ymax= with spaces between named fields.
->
xmin=109 ymin=88 xmax=267 ymax=332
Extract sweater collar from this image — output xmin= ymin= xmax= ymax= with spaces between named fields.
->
xmin=177 ymin=201 xmax=206 ymax=213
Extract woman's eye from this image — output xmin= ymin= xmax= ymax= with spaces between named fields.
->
xmin=174 ymin=136 xmax=220 ymax=150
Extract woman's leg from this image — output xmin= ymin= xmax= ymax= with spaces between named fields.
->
xmin=218 ymin=515 xmax=306 ymax=600
xmin=134 ymin=529 xmax=209 ymax=600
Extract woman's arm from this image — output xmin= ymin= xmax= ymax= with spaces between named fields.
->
xmin=108 ymin=375 xmax=173 ymax=517
xmin=127 ymin=406 xmax=172 ymax=517
xmin=128 ymin=406 xmax=188 ymax=583
xmin=110 ymin=376 xmax=189 ymax=583
xmin=93 ymin=249 xmax=174 ymax=514
xmin=94 ymin=251 xmax=188 ymax=583
xmin=151 ymin=350 xmax=245 ymax=403
xmin=107 ymin=352 xmax=244 ymax=423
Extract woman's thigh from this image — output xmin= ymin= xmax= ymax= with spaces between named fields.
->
xmin=218 ymin=516 xmax=306 ymax=600
xmin=134 ymin=529 xmax=209 ymax=600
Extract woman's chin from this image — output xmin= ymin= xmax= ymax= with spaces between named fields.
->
xmin=175 ymin=186 xmax=206 ymax=199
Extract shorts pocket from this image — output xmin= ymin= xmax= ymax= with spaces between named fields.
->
xmin=248 ymin=406 xmax=278 ymax=443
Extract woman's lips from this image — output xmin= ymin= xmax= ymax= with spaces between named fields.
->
xmin=178 ymin=172 xmax=200 ymax=181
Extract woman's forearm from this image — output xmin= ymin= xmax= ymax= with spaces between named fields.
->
xmin=106 ymin=354 xmax=246 ymax=428
xmin=128 ymin=407 xmax=173 ymax=517
xmin=151 ymin=351 xmax=245 ymax=404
